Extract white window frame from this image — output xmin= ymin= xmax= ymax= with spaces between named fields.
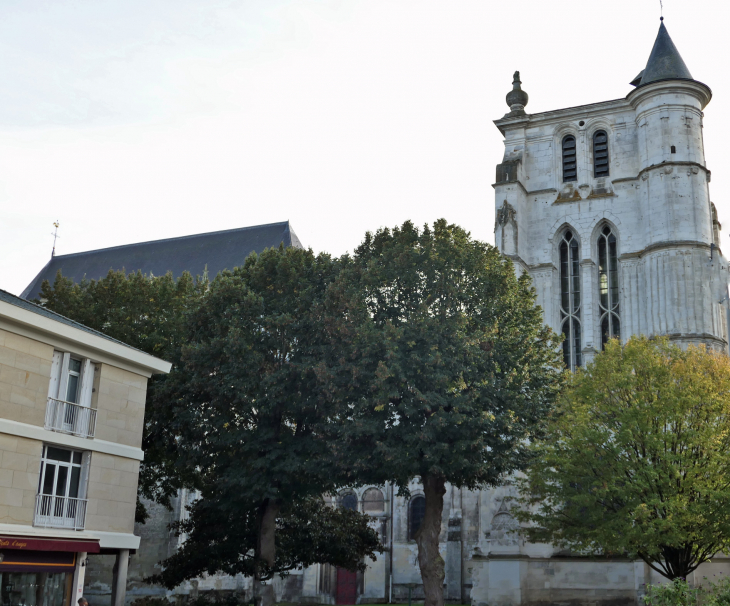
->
xmin=35 ymin=445 xmax=91 ymax=530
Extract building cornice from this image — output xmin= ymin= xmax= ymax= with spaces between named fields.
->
xmin=627 ymin=78 xmax=712 ymax=110
xmin=619 ymin=239 xmax=714 ymax=260
xmin=0 ymin=302 xmax=171 ymax=377
xmin=0 ymin=418 xmax=144 ymax=461
xmin=0 ymin=523 xmax=140 ymax=550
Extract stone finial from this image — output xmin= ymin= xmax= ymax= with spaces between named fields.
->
xmin=505 ymin=71 xmax=529 ymax=115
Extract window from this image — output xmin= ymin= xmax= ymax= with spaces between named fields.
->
xmin=48 ymin=352 xmax=94 ymax=406
xmin=562 ymin=135 xmax=577 ymax=182
xmin=362 ymin=488 xmax=385 ymax=513
xmin=35 ymin=445 xmax=90 ymax=530
xmin=671 ymin=145 xmax=676 ymax=154
xmin=560 ymin=230 xmax=582 ymax=370
xmin=46 ymin=352 xmax=98 ymax=438
xmin=593 ymin=130 xmax=609 ymax=177
xmin=341 ymin=493 xmax=358 ymax=511
xmin=409 ymin=496 xmax=426 ymax=540
xmin=598 ymin=225 xmax=620 ymax=347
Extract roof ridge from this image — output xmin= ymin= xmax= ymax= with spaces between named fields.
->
xmin=50 ymin=221 xmax=292 ymax=260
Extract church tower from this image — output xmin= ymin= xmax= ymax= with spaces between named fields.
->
xmin=493 ymin=20 xmax=727 ymax=369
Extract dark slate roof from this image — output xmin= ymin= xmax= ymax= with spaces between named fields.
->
xmin=22 ymin=221 xmax=304 ymax=300
xmin=0 ymin=288 xmax=141 ymax=350
xmin=632 ymin=21 xmax=693 ymax=87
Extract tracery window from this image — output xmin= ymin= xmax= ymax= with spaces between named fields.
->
xmin=593 ymin=130 xmax=609 ymax=177
xmin=597 ymin=225 xmax=620 ymax=347
xmin=562 ymin=135 xmax=577 ymax=182
xmin=560 ymin=230 xmax=582 ymax=370
xmin=409 ymin=496 xmax=426 ymax=540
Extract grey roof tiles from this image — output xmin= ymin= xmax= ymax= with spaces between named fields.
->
xmin=22 ymin=221 xmax=303 ymax=300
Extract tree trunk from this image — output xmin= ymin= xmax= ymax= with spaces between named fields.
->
xmin=256 ymin=499 xmax=280 ymax=606
xmin=415 ymin=475 xmax=447 ymax=606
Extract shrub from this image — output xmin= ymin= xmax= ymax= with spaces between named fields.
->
xmin=644 ymin=579 xmax=701 ymax=606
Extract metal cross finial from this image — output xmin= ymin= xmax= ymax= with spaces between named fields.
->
xmin=659 ymin=0 xmax=663 ymax=19
xmin=51 ymin=221 xmax=60 ymax=257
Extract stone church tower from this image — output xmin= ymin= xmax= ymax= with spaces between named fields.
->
xmin=494 ymin=19 xmax=728 ymax=369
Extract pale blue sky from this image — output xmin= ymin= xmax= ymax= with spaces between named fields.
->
xmin=1 ymin=0 xmax=728 ymax=295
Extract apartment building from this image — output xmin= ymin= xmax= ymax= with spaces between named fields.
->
xmin=0 ymin=289 xmax=170 ymax=606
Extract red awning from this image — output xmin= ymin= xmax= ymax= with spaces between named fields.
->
xmin=0 ymin=536 xmax=100 ymax=553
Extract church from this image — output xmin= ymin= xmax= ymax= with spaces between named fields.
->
xmin=19 ymin=18 xmax=730 ymax=606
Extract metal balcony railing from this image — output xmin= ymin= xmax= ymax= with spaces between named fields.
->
xmin=34 ymin=494 xmax=87 ymax=530
xmin=44 ymin=397 xmax=97 ymax=439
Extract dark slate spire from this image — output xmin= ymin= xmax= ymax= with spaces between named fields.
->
xmin=632 ymin=19 xmax=693 ymax=87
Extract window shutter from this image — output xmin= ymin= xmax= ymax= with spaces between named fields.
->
xmin=562 ymin=136 xmax=577 ymax=182
xmin=593 ymin=130 xmax=610 ymax=177
xmin=78 ymin=452 xmax=92 ymax=501
xmin=48 ymin=351 xmax=63 ymax=399
xmin=79 ymin=359 xmax=94 ymax=408
xmin=57 ymin=353 xmax=71 ymax=401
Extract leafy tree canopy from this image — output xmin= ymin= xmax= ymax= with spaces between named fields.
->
xmin=515 ymin=336 xmax=730 ymax=580
xmin=154 ymin=246 xmax=382 ymax=601
xmin=339 ymin=220 xmax=564 ymax=606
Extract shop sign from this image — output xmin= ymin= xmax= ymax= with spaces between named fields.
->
xmin=0 ymin=537 xmax=99 ymax=553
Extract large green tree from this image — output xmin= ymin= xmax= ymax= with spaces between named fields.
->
xmin=339 ymin=220 xmax=564 ymax=606
xmin=153 ymin=246 xmax=381 ymax=604
xmin=516 ymin=336 xmax=730 ymax=580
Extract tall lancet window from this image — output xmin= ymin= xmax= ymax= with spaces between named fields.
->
xmin=560 ymin=230 xmax=582 ymax=370
xmin=593 ymin=130 xmax=610 ymax=177
xmin=598 ymin=225 xmax=620 ymax=347
xmin=562 ymin=136 xmax=577 ymax=182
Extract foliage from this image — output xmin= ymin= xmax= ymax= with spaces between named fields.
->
xmin=153 ymin=246 xmax=381 ymax=592
xmin=643 ymin=579 xmax=702 ymax=606
xmin=37 ymin=269 xmax=208 ymax=519
xmin=338 ymin=220 xmax=565 ymax=606
xmin=150 ymin=496 xmax=382 ymax=588
xmin=705 ymin=577 xmax=730 ymax=606
xmin=516 ymin=336 xmax=730 ymax=580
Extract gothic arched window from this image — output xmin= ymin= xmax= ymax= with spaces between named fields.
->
xmin=593 ymin=130 xmax=609 ymax=177
xmin=597 ymin=225 xmax=620 ymax=347
xmin=560 ymin=230 xmax=582 ymax=370
xmin=562 ymin=135 xmax=577 ymax=182
xmin=409 ymin=496 xmax=426 ymax=540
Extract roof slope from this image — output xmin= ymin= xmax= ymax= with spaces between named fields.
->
xmin=22 ymin=221 xmax=304 ymax=300
xmin=633 ymin=21 xmax=693 ymax=87
xmin=0 ymin=288 xmax=141 ymax=350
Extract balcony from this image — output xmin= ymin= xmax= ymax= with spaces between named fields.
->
xmin=44 ymin=397 xmax=97 ymax=439
xmin=34 ymin=494 xmax=87 ymax=530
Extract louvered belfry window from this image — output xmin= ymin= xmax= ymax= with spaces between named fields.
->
xmin=559 ymin=230 xmax=582 ymax=370
xmin=562 ymin=135 xmax=577 ymax=182
xmin=598 ymin=225 xmax=620 ymax=348
xmin=593 ymin=130 xmax=609 ymax=177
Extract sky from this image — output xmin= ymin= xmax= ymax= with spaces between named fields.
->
xmin=1 ymin=0 xmax=728 ymax=296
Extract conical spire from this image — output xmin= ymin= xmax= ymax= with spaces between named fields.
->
xmin=632 ymin=19 xmax=693 ymax=87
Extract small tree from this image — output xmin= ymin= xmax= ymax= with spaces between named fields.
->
xmin=150 ymin=496 xmax=381 ymax=589
xmin=341 ymin=220 xmax=564 ymax=606
xmin=516 ymin=336 xmax=730 ymax=580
